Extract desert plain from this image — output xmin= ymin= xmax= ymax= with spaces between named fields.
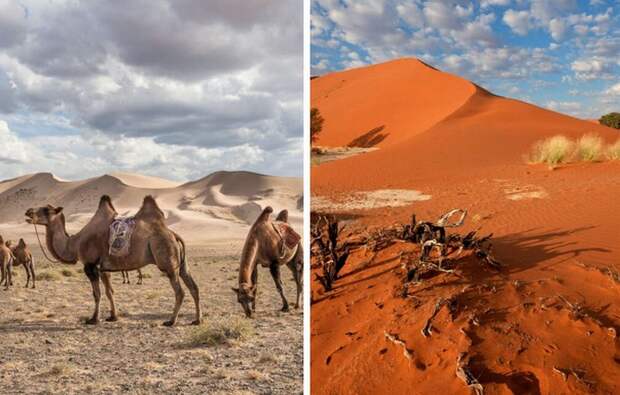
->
xmin=0 ymin=170 xmax=303 ymax=394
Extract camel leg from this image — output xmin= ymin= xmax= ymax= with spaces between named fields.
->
xmin=269 ymin=262 xmax=289 ymax=312
xmin=29 ymin=257 xmax=36 ymax=289
xmin=251 ymin=264 xmax=258 ymax=311
xmin=286 ymin=245 xmax=303 ymax=309
xmin=163 ymin=271 xmax=185 ymax=326
xmin=23 ymin=264 xmax=30 ymax=288
xmin=179 ymin=263 xmax=201 ymax=325
xmin=5 ymin=259 xmax=12 ymax=289
xmin=101 ymin=272 xmax=118 ymax=322
xmin=137 ymin=269 xmax=143 ymax=285
xmin=84 ymin=263 xmax=101 ymax=325
xmin=0 ymin=261 xmax=4 ymax=287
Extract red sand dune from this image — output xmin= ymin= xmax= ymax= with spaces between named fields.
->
xmin=311 ymin=59 xmax=620 ymax=394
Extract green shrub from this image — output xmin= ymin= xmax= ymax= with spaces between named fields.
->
xmin=311 ymin=107 xmax=324 ymax=143
xmin=599 ymin=112 xmax=620 ymax=129
xmin=575 ymin=134 xmax=603 ymax=161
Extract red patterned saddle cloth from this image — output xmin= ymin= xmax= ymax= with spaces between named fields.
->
xmin=273 ymin=221 xmax=301 ymax=248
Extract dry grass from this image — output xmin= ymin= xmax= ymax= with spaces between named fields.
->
xmin=246 ymin=369 xmax=270 ymax=381
xmin=45 ymin=363 xmax=74 ymax=377
xmin=606 ymin=139 xmax=620 ymax=160
xmin=188 ymin=316 xmax=254 ymax=346
xmin=528 ymin=134 xmax=619 ymax=166
xmin=60 ymin=268 xmax=76 ymax=277
xmin=527 ymin=135 xmax=574 ymax=165
xmin=35 ymin=270 xmax=60 ymax=281
xmin=575 ymin=134 xmax=604 ymax=161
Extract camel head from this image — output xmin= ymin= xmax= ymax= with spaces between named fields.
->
xmin=232 ymin=283 xmax=256 ymax=318
xmin=25 ymin=204 xmax=64 ymax=226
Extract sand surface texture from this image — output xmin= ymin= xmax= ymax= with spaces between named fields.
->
xmin=311 ymin=58 xmax=620 ymax=395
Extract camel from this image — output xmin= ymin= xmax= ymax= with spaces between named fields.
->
xmin=0 ymin=236 xmax=13 ymax=289
xmin=5 ymin=238 xmax=36 ymax=289
xmin=121 ymin=269 xmax=143 ymax=284
xmin=232 ymin=207 xmax=303 ymax=318
xmin=25 ymin=195 xmax=201 ymax=326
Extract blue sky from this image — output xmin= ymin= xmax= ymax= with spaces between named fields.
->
xmin=0 ymin=1 xmax=302 ymax=181
xmin=311 ymin=0 xmax=620 ymax=119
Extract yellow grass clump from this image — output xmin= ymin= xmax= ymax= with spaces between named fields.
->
xmin=575 ymin=133 xmax=603 ymax=161
xmin=36 ymin=270 xmax=61 ymax=281
xmin=189 ymin=316 xmax=254 ymax=346
xmin=528 ymin=134 xmax=619 ymax=167
xmin=606 ymin=139 xmax=620 ymax=160
xmin=527 ymin=135 xmax=574 ymax=165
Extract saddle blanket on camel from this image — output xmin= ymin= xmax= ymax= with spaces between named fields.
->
xmin=109 ymin=217 xmax=136 ymax=257
xmin=271 ymin=221 xmax=301 ymax=261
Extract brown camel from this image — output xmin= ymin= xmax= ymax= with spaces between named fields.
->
xmin=5 ymin=238 xmax=36 ymax=289
xmin=0 ymin=236 xmax=14 ymax=289
xmin=232 ymin=207 xmax=303 ymax=318
xmin=121 ymin=269 xmax=143 ymax=284
xmin=25 ymin=195 xmax=201 ymax=326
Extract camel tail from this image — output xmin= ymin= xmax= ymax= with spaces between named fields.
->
xmin=173 ymin=231 xmax=186 ymax=269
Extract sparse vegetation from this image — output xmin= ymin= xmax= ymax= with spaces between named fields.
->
xmin=189 ymin=316 xmax=254 ymax=346
xmin=575 ymin=134 xmax=603 ymax=161
xmin=311 ymin=107 xmax=324 ymax=143
xmin=527 ymin=134 xmax=619 ymax=166
xmin=60 ymin=268 xmax=75 ymax=277
xmin=606 ymin=139 xmax=620 ymax=160
xmin=599 ymin=112 xmax=620 ymax=129
xmin=36 ymin=270 xmax=60 ymax=281
xmin=527 ymin=135 xmax=574 ymax=165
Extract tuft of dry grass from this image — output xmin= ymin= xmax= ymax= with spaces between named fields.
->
xmin=46 ymin=363 xmax=74 ymax=376
xmin=246 ymin=369 xmax=270 ymax=382
xmin=527 ymin=135 xmax=574 ymax=166
xmin=606 ymin=139 xmax=620 ymax=160
xmin=36 ymin=270 xmax=61 ymax=281
xmin=60 ymin=268 xmax=75 ymax=277
xmin=575 ymin=133 xmax=603 ymax=161
xmin=188 ymin=316 xmax=254 ymax=346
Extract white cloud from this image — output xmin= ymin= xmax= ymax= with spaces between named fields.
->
xmin=571 ymin=57 xmax=614 ymax=80
xmin=503 ymin=9 xmax=533 ymax=35
xmin=605 ymin=82 xmax=620 ymax=95
xmin=546 ymin=100 xmax=581 ymax=114
xmin=481 ymin=0 xmax=511 ymax=8
xmin=0 ymin=120 xmax=30 ymax=164
xmin=549 ymin=18 xmax=567 ymax=41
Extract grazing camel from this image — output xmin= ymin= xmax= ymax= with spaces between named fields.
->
xmin=232 ymin=207 xmax=303 ymax=318
xmin=5 ymin=239 xmax=36 ymax=289
xmin=121 ymin=269 xmax=143 ymax=284
xmin=25 ymin=195 xmax=201 ymax=326
xmin=0 ymin=236 xmax=13 ymax=289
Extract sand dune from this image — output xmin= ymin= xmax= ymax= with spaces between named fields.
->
xmin=0 ymin=170 xmax=302 ymax=244
xmin=311 ymin=58 xmax=620 ymax=394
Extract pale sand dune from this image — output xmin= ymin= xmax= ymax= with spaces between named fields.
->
xmin=0 ymin=171 xmax=302 ymax=244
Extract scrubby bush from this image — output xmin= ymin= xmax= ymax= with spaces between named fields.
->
xmin=528 ymin=135 xmax=574 ymax=165
xmin=599 ymin=112 xmax=620 ymax=129
xmin=575 ymin=133 xmax=603 ymax=161
xmin=311 ymin=107 xmax=324 ymax=143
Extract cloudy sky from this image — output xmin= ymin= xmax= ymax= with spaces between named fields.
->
xmin=312 ymin=0 xmax=620 ymax=119
xmin=0 ymin=0 xmax=302 ymax=181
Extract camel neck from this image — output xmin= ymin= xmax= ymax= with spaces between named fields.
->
xmin=46 ymin=215 xmax=78 ymax=264
xmin=238 ymin=236 xmax=258 ymax=285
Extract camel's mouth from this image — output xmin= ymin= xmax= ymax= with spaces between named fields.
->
xmin=24 ymin=209 xmax=35 ymax=224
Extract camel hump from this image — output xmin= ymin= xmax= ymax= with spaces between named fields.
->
xmin=275 ymin=209 xmax=289 ymax=223
xmin=0 ymin=235 xmax=3 ymax=244
xmin=18 ymin=238 xmax=26 ymax=248
xmin=99 ymin=195 xmax=116 ymax=211
xmin=137 ymin=195 xmax=165 ymax=221
xmin=255 ymin=206 xmax=273 ymax=224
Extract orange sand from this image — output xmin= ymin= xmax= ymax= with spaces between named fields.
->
xmin=311 ymin=58 xmax=620 ymax=394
